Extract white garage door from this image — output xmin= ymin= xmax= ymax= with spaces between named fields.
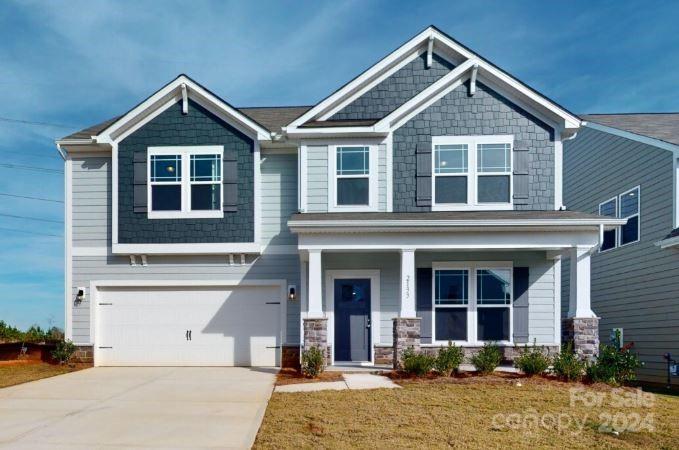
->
xmin=96 ymin=285 xmax=282 ymax=367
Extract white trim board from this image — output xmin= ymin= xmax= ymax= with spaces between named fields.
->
xmin=323 ymin=269 xmax=381 ymax=366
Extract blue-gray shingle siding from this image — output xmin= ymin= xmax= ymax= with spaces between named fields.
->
xmin=118 ymin=100 xmax=254 ymax=243
xmin=393 ymin=81 xmax=555 ymax=211
xmin=329 ymin=53 xmax=455 ymax=121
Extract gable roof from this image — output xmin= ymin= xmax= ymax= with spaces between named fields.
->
xmin=286 ymin=25 xmax=581 ymax=134
xmin=62 ymin=106 xmax=312 ymax=141
xmin=582 ymin=113 xmax=679 ymax=147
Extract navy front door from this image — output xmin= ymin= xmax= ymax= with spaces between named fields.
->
xmin=334 ymin=278 xmax=371 ymax=362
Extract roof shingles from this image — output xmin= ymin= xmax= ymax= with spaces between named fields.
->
xmin=583 ymin=113 xmax=679 ymax=147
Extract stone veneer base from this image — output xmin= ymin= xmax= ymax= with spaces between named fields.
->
xmin=562 ymin=317 xmax=600 ymax=360
xmin=303 ymin=318 xmax=330 ymax=365
xmin=73 ymin=345 xmax=94 ymax=365
xmin=392 ymin=318 xmax=421 ymax=369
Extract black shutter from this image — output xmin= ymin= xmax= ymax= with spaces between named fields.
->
xmin=133 ymin=151 xmax=147 ymax=213
xmin=513 ymin=267 xmax=529 ymax=344
xmin=416 ymin=267 xmax=433 ymax=344
xmin=222 ymin=149 xmax=238 ymax=212
xmin=513 ymin=140 xmax=529 ymax=206
xmin=416 ymin=142 xmax=432 ymax=207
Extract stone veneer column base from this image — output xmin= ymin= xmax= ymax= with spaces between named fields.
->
xmin=392 ymin=318 xmax=421 ymax=369
xmin=562 ymin=317 xmax=600 ymax=360
xmin=303 ymin=318 xmax=329 ymax=365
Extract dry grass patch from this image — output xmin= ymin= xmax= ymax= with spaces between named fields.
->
xmin=0 ymin=362 xmax=82 ymax=388
xmin=254 ymin=376 xmax=678 ymax=449
xmin=276 ymin=368 xmax=344 ymax=386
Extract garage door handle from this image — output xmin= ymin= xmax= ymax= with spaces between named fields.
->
xmin=185 ymin=330 xmax=189 ymax=341
xmin=188 ymin=330 xmax=192 ymax=341
xmin=266 ymin=302 xmax=280 ymax=305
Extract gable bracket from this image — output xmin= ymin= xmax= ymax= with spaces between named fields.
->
xmin=469 ymin=63 xmax=478 ymax=96
xmin=181 ymin=83 xmax=188 ymax=115
xmin=426 ymin=36 xmax=434 ymax=68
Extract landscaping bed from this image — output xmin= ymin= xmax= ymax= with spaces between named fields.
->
xmin=0 ymin=362 xmax=84 ymax=389
xmin=276 ymin=368 xmax=344 ymax=386
xmin=254 ymin=376 xmax=679 ymax=449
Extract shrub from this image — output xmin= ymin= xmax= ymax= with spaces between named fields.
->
xmin=434 ymin=341 xmax=464 ymax=376
xmin=586 ymin=343 xmax=642 ymax=385
xmin=301 ymin=346 xmax=325 ymax=378
xmin=471 ymin=342 xmax=502 ymax=375
xmin=52 ymin=340 xmax=76 ymax=364
xmin=401 ymin=347 xmax=436 ymax=377
xmin=513 ymin=342 xmax=550 ymax=376
xmin=0 ymin=321 xmax=25 ymax=342
xmin=552 ymin=343 xmax=586 ymax=381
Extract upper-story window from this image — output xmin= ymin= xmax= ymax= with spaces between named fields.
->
xmin=598 ymin=186 xmax=640 ymax=251
xmin=148 ymin=146 xmax=223 ymax=219
xmin=432 ymin=135 xmax=513 ymax=211
xmin=329 ymin=145 xmax=378 ymax=211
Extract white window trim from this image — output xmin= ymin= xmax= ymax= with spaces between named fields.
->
xmin=598 ymin=196 xmax=618 ymax=253
xmin=432 ymin=261 xmax=513 ymax=346
xmin=328 ymin=144 xmax=379 ymax=212
xmin=618 ymin=185 xmax=641 ymax=248
xmin=431 ymin=135 xmax=513 ymax=211
xmin=147 ymin=145 xmax=224 ymax=219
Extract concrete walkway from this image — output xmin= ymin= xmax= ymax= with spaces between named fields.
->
xmin=0 ymin=367 xmax=276 ymax=449
xmin=275 ymin=373 xmax=399 ymax=393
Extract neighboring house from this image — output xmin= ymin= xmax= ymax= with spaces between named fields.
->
xmin=563 ymin=114 xmax=679 ymax=384
xmin=56 ymin=26 xmax=621 ymax=368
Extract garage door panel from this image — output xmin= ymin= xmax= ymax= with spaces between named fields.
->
xmin=96 ymin=285 xmax=281 ymax=367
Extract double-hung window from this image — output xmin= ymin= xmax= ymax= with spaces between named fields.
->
xmin=329 ymin=145 xmax=377 ymax=211
xmin=433 ymin=262 xmax=513 ymax=344
xmin=598 ymin=197 xmax=617 ymax=252
xmin=432 ymin=135 xmax=513 ymax=210
xmin=619 ymin=186 xmax=640 ymax=246
xmin=148 ymin=146 xmax=223 ymax=219
xmin=597 ymin=186 xmax=640 ymax=251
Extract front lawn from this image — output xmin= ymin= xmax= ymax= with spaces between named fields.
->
xmin=254 ymin=375 xmax=678 ymax=449
xmin=0 ymin=363 xmax=81 ymax=388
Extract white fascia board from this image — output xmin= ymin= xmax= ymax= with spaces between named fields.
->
xmin=285 ymin=126 xmax=386 ymax=138
xmin=296 ymin=229 xmax=600 ymax=251
xmin=288 ymin=217 xmax=627 ymax=231
xmin=111 ymin=242 xmax=262 ymax=255
xmin=97 ymin=76 xmax=271 ymax=143
xmin=288 ymin=28 xmax=434 ymax=128
xmin=584 ymin=122 xmax=679 ymax=155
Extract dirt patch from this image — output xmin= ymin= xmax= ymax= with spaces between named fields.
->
xmin=0 ymin=363 xmax=85 ymax=389
xmin=276 ymin=369 xmax=345 ymax=386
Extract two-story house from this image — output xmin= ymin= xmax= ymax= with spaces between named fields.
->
xmin=56 ymin=26 xmax=621 ymax=368
xmin=563 ymin=114 xmax=679 ymax=384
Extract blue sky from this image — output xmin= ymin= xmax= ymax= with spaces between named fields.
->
xmin=1 ymin=0 xmax=678 ymax=331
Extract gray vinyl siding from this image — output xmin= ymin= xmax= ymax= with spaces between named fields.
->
xmin=562 ymin=125 xmax=678 ymax=383
xmin=304 ymin=142 xmax=388 ymax=212
xmin=305 ymin=145 xmax=328 ymax=213
xmin=71 ymin=254 xmax=300 ymax=345
xmin=320 ymin=251 xmax=556 ymax=346
xmin=72 ymin=157 xmax=111 ymax=247
xmin=260 ymin=151 xmax=298 ymax=247
xmin=69 ymin=154 xmax=301 ymax=345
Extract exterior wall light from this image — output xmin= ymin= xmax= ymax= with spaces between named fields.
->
xmin=288 ymin=285 xmax=297 ymax=301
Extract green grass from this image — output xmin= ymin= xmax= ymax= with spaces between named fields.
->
xmin=0 ymin=363 xmax=80 ymax=388
xmin=254 ymin=375 xmax=679 ymax=449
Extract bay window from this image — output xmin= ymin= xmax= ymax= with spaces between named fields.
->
xmin=433 ymin=262 xmax=513 ymax=344
xmin=147 ymin=146 xmax=223 ymax=219
xmin=432 ymin=135 xmax=513 ymax=210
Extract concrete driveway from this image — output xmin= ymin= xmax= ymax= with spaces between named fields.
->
xmin=0 ymin=367 xmax=276 ymax=449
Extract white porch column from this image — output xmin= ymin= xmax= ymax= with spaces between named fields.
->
xmin=399 ymin=249 xmax=416 ymax=317
xmin=568 ymin=246 xmax=596 ymax=318
xmin=307 ymin=249 xmax=323 ymax=318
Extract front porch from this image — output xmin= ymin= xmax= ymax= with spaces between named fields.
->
xmin=289 ymin=211 xmax=624 ymax=369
